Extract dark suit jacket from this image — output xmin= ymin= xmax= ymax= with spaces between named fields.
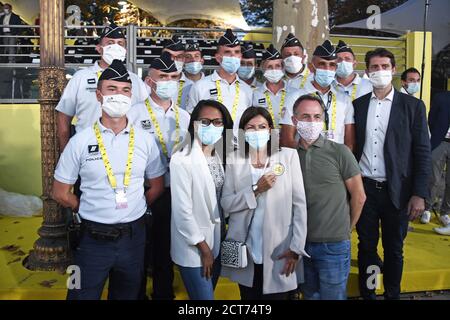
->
xmin=0 ymin=13 xmax=22 ymax=35
xmin=353 ymin=89 xmax=431 ymax=210
xmin=428 ymin=91 xmax=450 ymax=150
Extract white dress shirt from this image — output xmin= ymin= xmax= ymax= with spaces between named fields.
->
xmin=284 ymin=66 xmax=313 ymax=90
xmin=359 ymin=87 xmax=395 ymax=181
xmin=56 ymin=61 xmax=148 ymax=132
xmin=2 ymin=13 xmax=11 ymax=33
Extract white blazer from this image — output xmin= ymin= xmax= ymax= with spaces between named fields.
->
xmin=170 ymin=140 xmax=223 ymax=268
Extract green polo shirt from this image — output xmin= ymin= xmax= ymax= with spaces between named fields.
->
xmin=297 ymin=135 xmax=361 ymax=243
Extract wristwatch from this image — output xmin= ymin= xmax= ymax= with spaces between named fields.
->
xmin=252 ymin=184 xmax=258 ymax=192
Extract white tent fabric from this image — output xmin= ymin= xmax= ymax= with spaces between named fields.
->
xmin=130 ymin=0 xmax=249 ymax=29
xmin=336 ymin=0 xmax=450 ymax=54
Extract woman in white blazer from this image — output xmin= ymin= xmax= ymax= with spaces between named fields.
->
xmin=170 ymin=99 xmax=234 ymax=300
xmin=221 ymin=107 xmax=309 ymax=300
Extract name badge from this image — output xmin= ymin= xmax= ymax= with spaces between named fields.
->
xmin=209 ymin=88 xmax=218 ymax=95
xmin=258 ymin=98 xmax=266 ymax=104
xmin=87 ymin=78 xmax=96 ymax=84
xmin=115 ymin=189 xmax=128 ymax=210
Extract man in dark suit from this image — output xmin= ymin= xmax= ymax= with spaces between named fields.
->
xmin=353 ymin=48 xmax=431 ymax=300
xmin=422 ymin=91 xmax=450 ymax=234
xmin=0 ymin=3 xmax=22 ymax=62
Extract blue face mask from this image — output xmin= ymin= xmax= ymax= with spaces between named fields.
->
xmin=238 ymin=66 xmax=255 ymax=80
xmin=184 ymin=61 xmax=203 ymax=75
xmin=155 ymin=80 xmax=178 ymax=100
xmin=314 ymin=68 xmax=336 ymax=88
xmin=406 ymin=82 xmax=420 ymax=95
xmin=245 ymin=130 xmax=270 ymax=150
xmin=197 ymin=124 xmax=224 ymax=146
xmin=336 ymin=61 xmax=354 ymax=78
xmin=221 ymin=56 xmax=241 ymax=74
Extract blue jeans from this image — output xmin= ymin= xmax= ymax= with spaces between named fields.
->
xmin=300 ymin=240 xmax=351 ymax=300
xmin=67 ymin=216 xmax=146 ymax=300
xmin=178 ymin=256 xmax=221 ymax=300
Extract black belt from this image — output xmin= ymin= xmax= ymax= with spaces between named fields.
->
xmin=363 ymin=177 xmax=388 ymax=190
xmin=81 ymin=214 xmax=145 ymax=241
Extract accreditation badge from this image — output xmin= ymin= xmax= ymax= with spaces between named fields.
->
xmin=115 ymin=189 xmax=128 ymax=209
xmin=272 ymin=163 xmax=285 ymax=176
xmin=326 ymin=130 xmax=335 ymax=140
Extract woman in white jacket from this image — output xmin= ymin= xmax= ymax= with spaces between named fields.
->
xmin=170 ymin=99 xmax=234 ymax=300
xmin=221 ymin=107 xmax=308 ymax=300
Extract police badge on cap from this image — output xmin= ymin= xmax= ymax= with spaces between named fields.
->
xmin=100 ymin=23 xmax=125 ymax=40
xmin=218 ymin=29 xmax=240 ymax=47
xmin=185 ymin=40 xmax=201 ymax=52
xmin=98 ymin=59 xmax=131 ymax=83
xmin=313 ymin=40 xmax=337 ymax=60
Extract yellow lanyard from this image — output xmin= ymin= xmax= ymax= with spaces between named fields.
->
xmin=264 ymin=90 xmax=286 ymax=128
xmin=215 ymin=80 xmax=240 ymax=120
xmin=145 ymin=98 xmax=180 ymax=158
xmin=351 ymin=83 xmax=358 ymax=101
xmin=299 ymin=68 xmax=310 ymax=89
xmin=177 ymin=80 xmax=185 ymax=107
xmin=93 ymin=122 xmax=135 ymax=190
xmin=97 ymin=71 xmax=102 ymax=79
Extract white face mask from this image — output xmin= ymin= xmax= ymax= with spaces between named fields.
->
xmin=101 ymin=94 xmax=131 ymax=118
xmin=296 ymin=121 xmax=323 ymax=144
xmin=368 ymin=70 xmax=393 ymax=89
xmin=175 ymin=60 xmax=184 ymax=73
xmin=102 ymin=44 xmax=127 ymax=65
xmin=283 ymin=55 xmax=303 ymax=74
xmin=264 ymin=69 xmax=284 ymax=83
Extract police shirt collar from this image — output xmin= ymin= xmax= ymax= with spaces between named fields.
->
xmin=149 ymin=95 xmax=175 ymax=112
xmin=97 ymin=118 xmax=132 ymax=134
xmin=263 ymin=80 xmax=286 ymax=94
xmin=211 ymin=70 xmax=239 ymax=85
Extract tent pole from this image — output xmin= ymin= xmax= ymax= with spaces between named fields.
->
xmin=420 ymin=0 xmax=430 ymax=100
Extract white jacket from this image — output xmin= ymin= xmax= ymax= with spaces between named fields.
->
xmin=170 ymin=140 xmax=222 ymax=268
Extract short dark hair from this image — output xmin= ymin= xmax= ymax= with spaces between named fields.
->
xmin=238 ymin=106 xmax=278 ymax=158
xmin=365 ymin=48 xmax=396 ymax=69
xmin=401 ymin=67 xmax=420 ymax=81
xmin=180 ymin=100 xmax=234 ymax=167
xmin=292 ymin=94 xmax=326 ymax=116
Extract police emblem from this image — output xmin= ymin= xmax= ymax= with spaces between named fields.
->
xmin=272 ymin=163 xmax=285 ymax=176
xmin=141 ymin=120 xmax=152 ymax=130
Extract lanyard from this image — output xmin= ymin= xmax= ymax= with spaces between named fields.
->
xmin=351 ymin=83 xmax=358 ymax=101
xmin=93 ymin=122 xmax=135 ymax=190
xmin=299 ymin=68 xmax=310 ymax=89
xmin=177 ymin=80 xmax=185 ymax=107
xmin=145 ymin=98 xmax=180 ymax=158
xmin=215 ymin=80 xmax=240 ymax=120
xmin=315 ymin=91 xmax=337 ymax=132
xmin=264 ymin=89 xmax=286 ymax=128
xmin=97 ymin=71 xmax=102 ymax=79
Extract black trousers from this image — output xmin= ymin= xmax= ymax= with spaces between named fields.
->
xmin=357 ymin=179 xmax=409 ymax=300
xmin=238 ymin=264 xmax=289 ymax=300
xmin=149 ymin=188 xmax=174 ymax=300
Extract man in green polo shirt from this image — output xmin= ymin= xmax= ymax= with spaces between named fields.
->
xmin=292 ymin=94 xmax=366 ymax=300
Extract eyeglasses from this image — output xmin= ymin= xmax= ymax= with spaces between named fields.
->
xmin=198 ymin=118 xmax=224 ymax=127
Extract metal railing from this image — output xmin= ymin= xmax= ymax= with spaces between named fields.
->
xmin=0 ymin=24 xmax=407 ymax=103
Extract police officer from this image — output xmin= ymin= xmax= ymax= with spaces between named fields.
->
xmin=177 ymin=40 xmax=205 ymax=110
xmin=280 ymin=40 xmax=355 ymax=151
xmin=52 ymin=60 xmax=166 ymax=300
xmin=238 ymin=42 xmax=262 ymax=89
xmin=128 ymin=51 xmax=190 ymax=300
xmin=252 ymin=44 xmax=300 ymax=128
xmin=162 ymin=35 xmax=186 ymax=76
xmin=188 ymin=28 xmax=252 ymax=134
xmin=281 ymin=33 xmax=311 ymax=90
xmin=335 ymin=40 xmax=372 ymax=101
xmin=56 ymin=23 xmax=148 ymax=151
